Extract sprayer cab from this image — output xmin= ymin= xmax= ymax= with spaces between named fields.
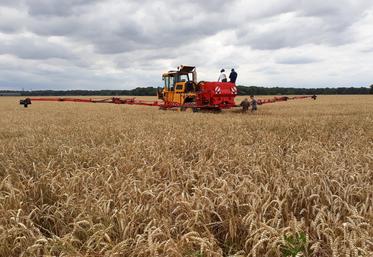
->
xmin=159 ymin=65 xmax=198 ymax=106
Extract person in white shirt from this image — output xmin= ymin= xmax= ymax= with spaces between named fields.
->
xmin=218 ymin=69 xmax=227 ymax=82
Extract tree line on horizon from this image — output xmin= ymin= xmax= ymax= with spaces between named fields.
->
xmin=1 ymin=85 xmax=372 ymax=96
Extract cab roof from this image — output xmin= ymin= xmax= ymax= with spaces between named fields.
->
xmin=163 ymin=65 xmax=195 ymax=77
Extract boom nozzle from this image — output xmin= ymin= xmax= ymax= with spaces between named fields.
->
xmin=20 ymin=98 xmax=32 ymax=108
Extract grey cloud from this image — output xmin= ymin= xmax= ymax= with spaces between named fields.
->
xmin=0 ymin=37 xmax=76 ymax=60
xmin=361 ymin=47 xmax=373 ymax=53
xmin=23 ymin=1 xmax=232 ymax=55
xmin=0 ymin=0 xmax=23 ymax=7
xmin=0 ymin=64 xmax=126 ymax=90
xmin=299 ymin=1 xmax=344 ymax=17
xmin=29 ymin=17 xmax=80 ymax=36
xmin=255 ymin=66 xmax=280 ymax=75
xmin=0 ymin=0 xmax=373 ymax=90
xmin=237 ymin=1 xmax=373 ymax=50
xmin=298 ymin=1 xmax=373 ymax=35
xmin=23 ymin=0 xmax=100 ymax=16
xmin=299 ymin=0 xmax=371 ymax=18
xmin=239 ymin=17 xmax=350 ymax=50
xmin=0 ymin=5 xmax=27 ymax=33
xmin=0 ymin=0 xmax=233 ymax=54
xmin=2 ymin=1 xmax=372 ymax=49
xmin=0 ymin=1 xmax=299 ymax=55
xmin=276 ymin=56 xmax=321 ymax=64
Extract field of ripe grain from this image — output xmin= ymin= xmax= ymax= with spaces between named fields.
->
xmin=0 ymin=95 xmax=372 ymax=257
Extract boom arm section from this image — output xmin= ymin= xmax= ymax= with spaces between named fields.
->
xmin=256 ymin=95 xmax=317 ymax=105
xmin=20 ymin=97 xmax=161 ymax=108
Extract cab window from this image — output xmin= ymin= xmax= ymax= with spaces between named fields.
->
xmin=169 ymin=76 xmax=175 ymax=90
xmin=163 ymin=77 xmax=167 ymax=88
xmin=164 ymin=76 xmax=175 ymax=90
xmin=178 ymin=74 xmax=190 ymax=82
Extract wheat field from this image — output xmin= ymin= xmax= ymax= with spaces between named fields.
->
xmin=0 ymin=95 xmax=372 ymax=257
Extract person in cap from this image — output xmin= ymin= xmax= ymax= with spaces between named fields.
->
xmin=229 ymin=69 xmax=238 ymax=84
xmin=218 ymin=69 xmax=227 ymax=82
xmin=250 ymin=95 xmax=257 ymax=112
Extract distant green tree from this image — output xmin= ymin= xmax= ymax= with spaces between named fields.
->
xmin=4 ymin=85 xmax=370 ymax=96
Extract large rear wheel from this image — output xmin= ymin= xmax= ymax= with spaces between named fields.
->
xmin=185 ymin=81 xmax=197 ymax=93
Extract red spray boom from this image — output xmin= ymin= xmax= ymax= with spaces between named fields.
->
xmin=20 ymin=94 xmax=316 ymax=109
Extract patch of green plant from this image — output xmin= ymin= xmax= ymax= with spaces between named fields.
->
xmin=280 ymin=231 xmax=307 ymax=257
xmin=184 ymin=250 xmax=205 ymax=257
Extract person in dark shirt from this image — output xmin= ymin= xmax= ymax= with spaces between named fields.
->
xmin=229 ymin=69 xmax=238 ymax=84
xmin=240 ymin=98 xmax=250 ymax=112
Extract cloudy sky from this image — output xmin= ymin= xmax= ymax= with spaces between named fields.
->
xmin=0 ymin=0 xmax=372 ymax=90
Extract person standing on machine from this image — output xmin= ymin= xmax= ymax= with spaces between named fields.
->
xmin=229 ymin=69 xmax=238 ymax=84
xmin=218 ymin=69 xmax=227 ymax=82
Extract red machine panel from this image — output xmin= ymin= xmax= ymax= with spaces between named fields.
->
xmin=196 ymin=82 xmax=237 ymax=109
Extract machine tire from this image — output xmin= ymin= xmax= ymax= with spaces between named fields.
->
xmin=185 ymin=81 xmax=197 ymax=93
xmin=196 ymin=81 xmax=205 ymax=92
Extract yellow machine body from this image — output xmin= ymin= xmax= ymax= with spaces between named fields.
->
xmin=158 ymin=65 xmax=198 ymax=105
